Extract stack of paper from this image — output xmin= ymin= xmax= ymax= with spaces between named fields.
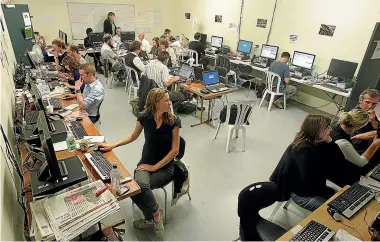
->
xmin=31 ymin=180 xmax=120 ymax=241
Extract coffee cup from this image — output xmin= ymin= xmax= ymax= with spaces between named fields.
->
xmin=78 ymin=139 xmax=90 ymax=152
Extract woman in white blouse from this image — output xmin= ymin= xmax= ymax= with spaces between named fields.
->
xmin=331 ymin=109 xmax=380 ymax=167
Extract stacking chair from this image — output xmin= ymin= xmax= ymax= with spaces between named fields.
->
xmin=214 ymin=101 xmax=255 ymax=153
xmin=125 ymin=66 xmax=140 ymax=102
xmin=237 ymin=64 xmax=256 ymax=96
xmin=187 ymin=49 xmax=203 ymax=68
xmin=238 ymin=182 xmax=287 ymax=241
xmin=259 ymin=71 xmax=285 ymax=111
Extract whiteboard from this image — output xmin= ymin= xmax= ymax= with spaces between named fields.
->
xmin=67 ymin=2 xmax=135 ymax=40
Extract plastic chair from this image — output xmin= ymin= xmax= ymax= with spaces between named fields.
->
xmin=125 ymin=66 xmax=140 ymax=102
xmin=238 ymin=182 xmax=286 ymax=241
xmin=187 ymin=49 xmax=203 ymax=68
xmin=215 ymin=55 xmax=237 ymax=86
xmin=214 ymin=101 xmax=255 ymax=153
xmin=259 ymin=71 xmax=285 ymax=111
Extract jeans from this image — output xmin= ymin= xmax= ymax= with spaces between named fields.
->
xmin=131 ymin=163 xmax=174 ymax=220
xmin=169 ymin=91 xmax=186 ymax=111
xmin=291 ymin=187 xmax=335 ymax=212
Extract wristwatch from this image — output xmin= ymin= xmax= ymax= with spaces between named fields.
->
xmin=75 ymin=89 xmax=81 ymax=94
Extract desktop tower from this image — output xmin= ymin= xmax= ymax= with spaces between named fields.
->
xmin=345 ymin=22 xmax=380 ymax=111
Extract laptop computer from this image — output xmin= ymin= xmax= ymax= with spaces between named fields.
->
xmin=178 ymin=64 xmax=194 ymax=82
xmin=203 ymin=71 xmax=229 ymax=92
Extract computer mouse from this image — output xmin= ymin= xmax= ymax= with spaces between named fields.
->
xmin=200 ymin=89 xmax=210 ymax=94
xmin=76 ymin=117 xmax=83 ymax=121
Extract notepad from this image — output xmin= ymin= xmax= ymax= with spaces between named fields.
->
xmin=64 ymin=104 xmax=79 ymax=111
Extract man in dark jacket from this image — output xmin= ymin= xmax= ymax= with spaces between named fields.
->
xmin=189 ymin=32 xmax=209 ymax=67
xmin=103 ymin=12 xmax=116 ymax=35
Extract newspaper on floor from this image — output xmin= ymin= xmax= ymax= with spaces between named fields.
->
xmin=43 ymin=180 xmax=120 ymax=241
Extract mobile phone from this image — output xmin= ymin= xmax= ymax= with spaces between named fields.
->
xmin=116 ymin=186 xmax=130 ymax=196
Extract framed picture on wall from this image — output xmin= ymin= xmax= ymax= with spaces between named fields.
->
xmin=185 ymin=13 xmax=190 ymax=19
xmin=319 ymin=24 xmax=336 ymax=37
xmin=215 ymin=15 xmax=222 ymax=23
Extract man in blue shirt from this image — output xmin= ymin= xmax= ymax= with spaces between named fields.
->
xmin=268 ymin=52 xmax=297 ymax=109
xmin=75 ymin=63 xmax=105 ymax=123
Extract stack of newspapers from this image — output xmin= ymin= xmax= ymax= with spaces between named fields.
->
xmin=30 ymin=180 xmax=120 ymax=241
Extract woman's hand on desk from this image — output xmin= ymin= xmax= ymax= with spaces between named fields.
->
xmin=136 ymin=164 xmax=157 ymax=172
xmin=97 ymin=143 xmax=115 ymax=152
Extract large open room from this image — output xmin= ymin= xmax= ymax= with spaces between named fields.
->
xmin=1 ymin=0 xmax=380 ymax=241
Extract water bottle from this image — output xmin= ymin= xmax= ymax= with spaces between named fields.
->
xmin=66 ymin=131 xmax=76 ymax=152
xmin=110 ymin=163 xmax=121 ymax=191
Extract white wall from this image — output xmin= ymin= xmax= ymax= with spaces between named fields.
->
xmin=0 ymin=5 xmax=25 ymax=241
xmin=12 ymin=0 xmax=177 ymax=45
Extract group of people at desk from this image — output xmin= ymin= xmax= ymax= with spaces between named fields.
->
xmin=270 ymin=88 xmax=380 ymax=212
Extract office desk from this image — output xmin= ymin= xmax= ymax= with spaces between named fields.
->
xmin=179 ymin=82 xmax=238 ymax=127
xmin=21 ymin=96 xmax=141 ymax=225
xmin=229 ymin=59 xmax=269 ymax=73
xmin=277 ymin=185 xmax=379 ymax=241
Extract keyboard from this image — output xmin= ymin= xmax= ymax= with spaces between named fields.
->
xmin=84 ymin=151 xmax=112 ymax=181
xmin=291 ymin=220 xmax=335 ymax=241
xmin=207 ymin=84 xmax=226 ymax=90
xmin=328 ymin=183 xmax=375 ymax=219
xmin=319 ymin=83 xmax=348 ymax=93
xmin=25 ymin=111 xmax=39 ymax=124
xmin=291 ymin=74 xmax=302 ymax=80
xmin=43 ymin=97 xmax=62 ymax=110
xmin=252 ymin=63 xmax=267 ymax=68
xmin=48 ymin=80 xmax=61 ymax=91
xmin=370 ymin=165 xmax=380 ymax=182
xmin=67 ymin=121 xmax=88 ymax=139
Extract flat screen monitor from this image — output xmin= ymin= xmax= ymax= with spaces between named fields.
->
xmin=121 ymin=31 xmax=135 ymax=41
xmin=327 ymin=59 xmax=358 ymax=80
xmin=200 ymin=34 xmax=207 ymax=46
xmin=237 ymin=40 xmax=253 ymax=55
xmin=260 ymin=45 xmax=279 ymax=60
xmin=203 ymin=71 xmax=220 ymax=86
xmin=179 ymin=64 xmax=193 ymax=80
xmin=89 ymin=33 xmax=104 ymax=44
xmin=211 ymin=36 xmax=223 ymax=48
xmin=59 ymin=30 xmax=63 ymax=39
xmin=292 ymin=51 xmax=316 ymax=70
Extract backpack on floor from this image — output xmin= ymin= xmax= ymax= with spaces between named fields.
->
xmin=177 ymin=102 xmax=196 ymax=114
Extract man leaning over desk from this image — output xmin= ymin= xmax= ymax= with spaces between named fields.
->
xmin=74 ymin=63 xmax=105 ymax=123
xmin=268 ymin=52 xmax=298 ymax=109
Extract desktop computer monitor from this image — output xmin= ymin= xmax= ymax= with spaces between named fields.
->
xmin=237 ymin=40 xmax=253 ymax=55
xmin=260 ymin=45 xmax=279 ymax=60
xmin=200 ymin=34 xmax=207 ymax=46
xmin=292 ymin=51 xmax=316 ymax=70
xmin=211 ymin=36 xmax=223 ymax=48
xmin=121 ymin=31 xmax=135 ymax=42
xmin=59 ymin=30 xmax=63 ymax=39
xmin=89 ymin=32 xmax=104 ymax=44
xmin=36 ymin=110 xmax=67 ymax=181
xmin=327 ymin=59 xmax=358 ymax=80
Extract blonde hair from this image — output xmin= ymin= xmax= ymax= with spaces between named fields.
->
xmin=103 ymin=34 xmax=112 ymax=43
xmin=79 ymin=63 xmax=96 ymax=76
xmin=338 ymin=109 xmax=369 ymax=127
xmin=145 ymin=88 xmax=175 ymax=125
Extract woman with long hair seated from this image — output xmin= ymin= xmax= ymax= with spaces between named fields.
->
xmin=270 ymin=114 xmax=336 ymax=211
xmin=98 ymin=88 xmax=181 ymax=239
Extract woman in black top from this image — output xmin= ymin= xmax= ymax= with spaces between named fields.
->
xmin=98 ymin=88 xmax=181 ymax=239
xmin=270 ymin=114 xmax=336 ymax=211
xmin=150 ymin=37 xmax=160 ymax=57
xmin=103 ymin=12 xmax=116 ymax=35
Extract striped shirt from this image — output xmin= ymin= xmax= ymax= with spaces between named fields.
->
xmin=143 ymin=60 xmax=170 ymax=89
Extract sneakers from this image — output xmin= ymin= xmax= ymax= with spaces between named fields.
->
xmin=273 ymin=99 xmax=284 ymax=109
xmin=133 ymin=218 xmax=154 ymax=230
xmin=133 ymin=210 xmax=164 ymax=239
xmin=154 ymin=210 xmax=164 ymax=239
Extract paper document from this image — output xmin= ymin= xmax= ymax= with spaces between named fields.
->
xmin=83 ymin=136 xmax=105 ymax=143
xmin=30 ymin=199 xmax=54 ymax=240
xmin=64 ymin=104 xmax=79 ymax=111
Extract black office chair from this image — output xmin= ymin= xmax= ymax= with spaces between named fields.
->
xmin=215 ymin=54 xmax=237 ymax=85
xmin=238 ymin=182 xmax=287 ymax=241
xmin=237 ymin=64 xmax=256 ymax=96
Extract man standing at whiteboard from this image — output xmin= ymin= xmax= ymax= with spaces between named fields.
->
xmin=137 ymin=31 xmax=151 ymax=53
xmin=104 ymin=12 xmax=116 ymax=36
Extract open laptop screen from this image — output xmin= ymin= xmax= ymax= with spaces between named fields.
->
xmin=179 ymin=65 xmax=193 ymax=79
xmin=203 ymin=71 xmax=220 ymax=86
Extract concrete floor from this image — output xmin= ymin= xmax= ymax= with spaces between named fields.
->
xmin=96 ymin=75 xmax=315 ymax=240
